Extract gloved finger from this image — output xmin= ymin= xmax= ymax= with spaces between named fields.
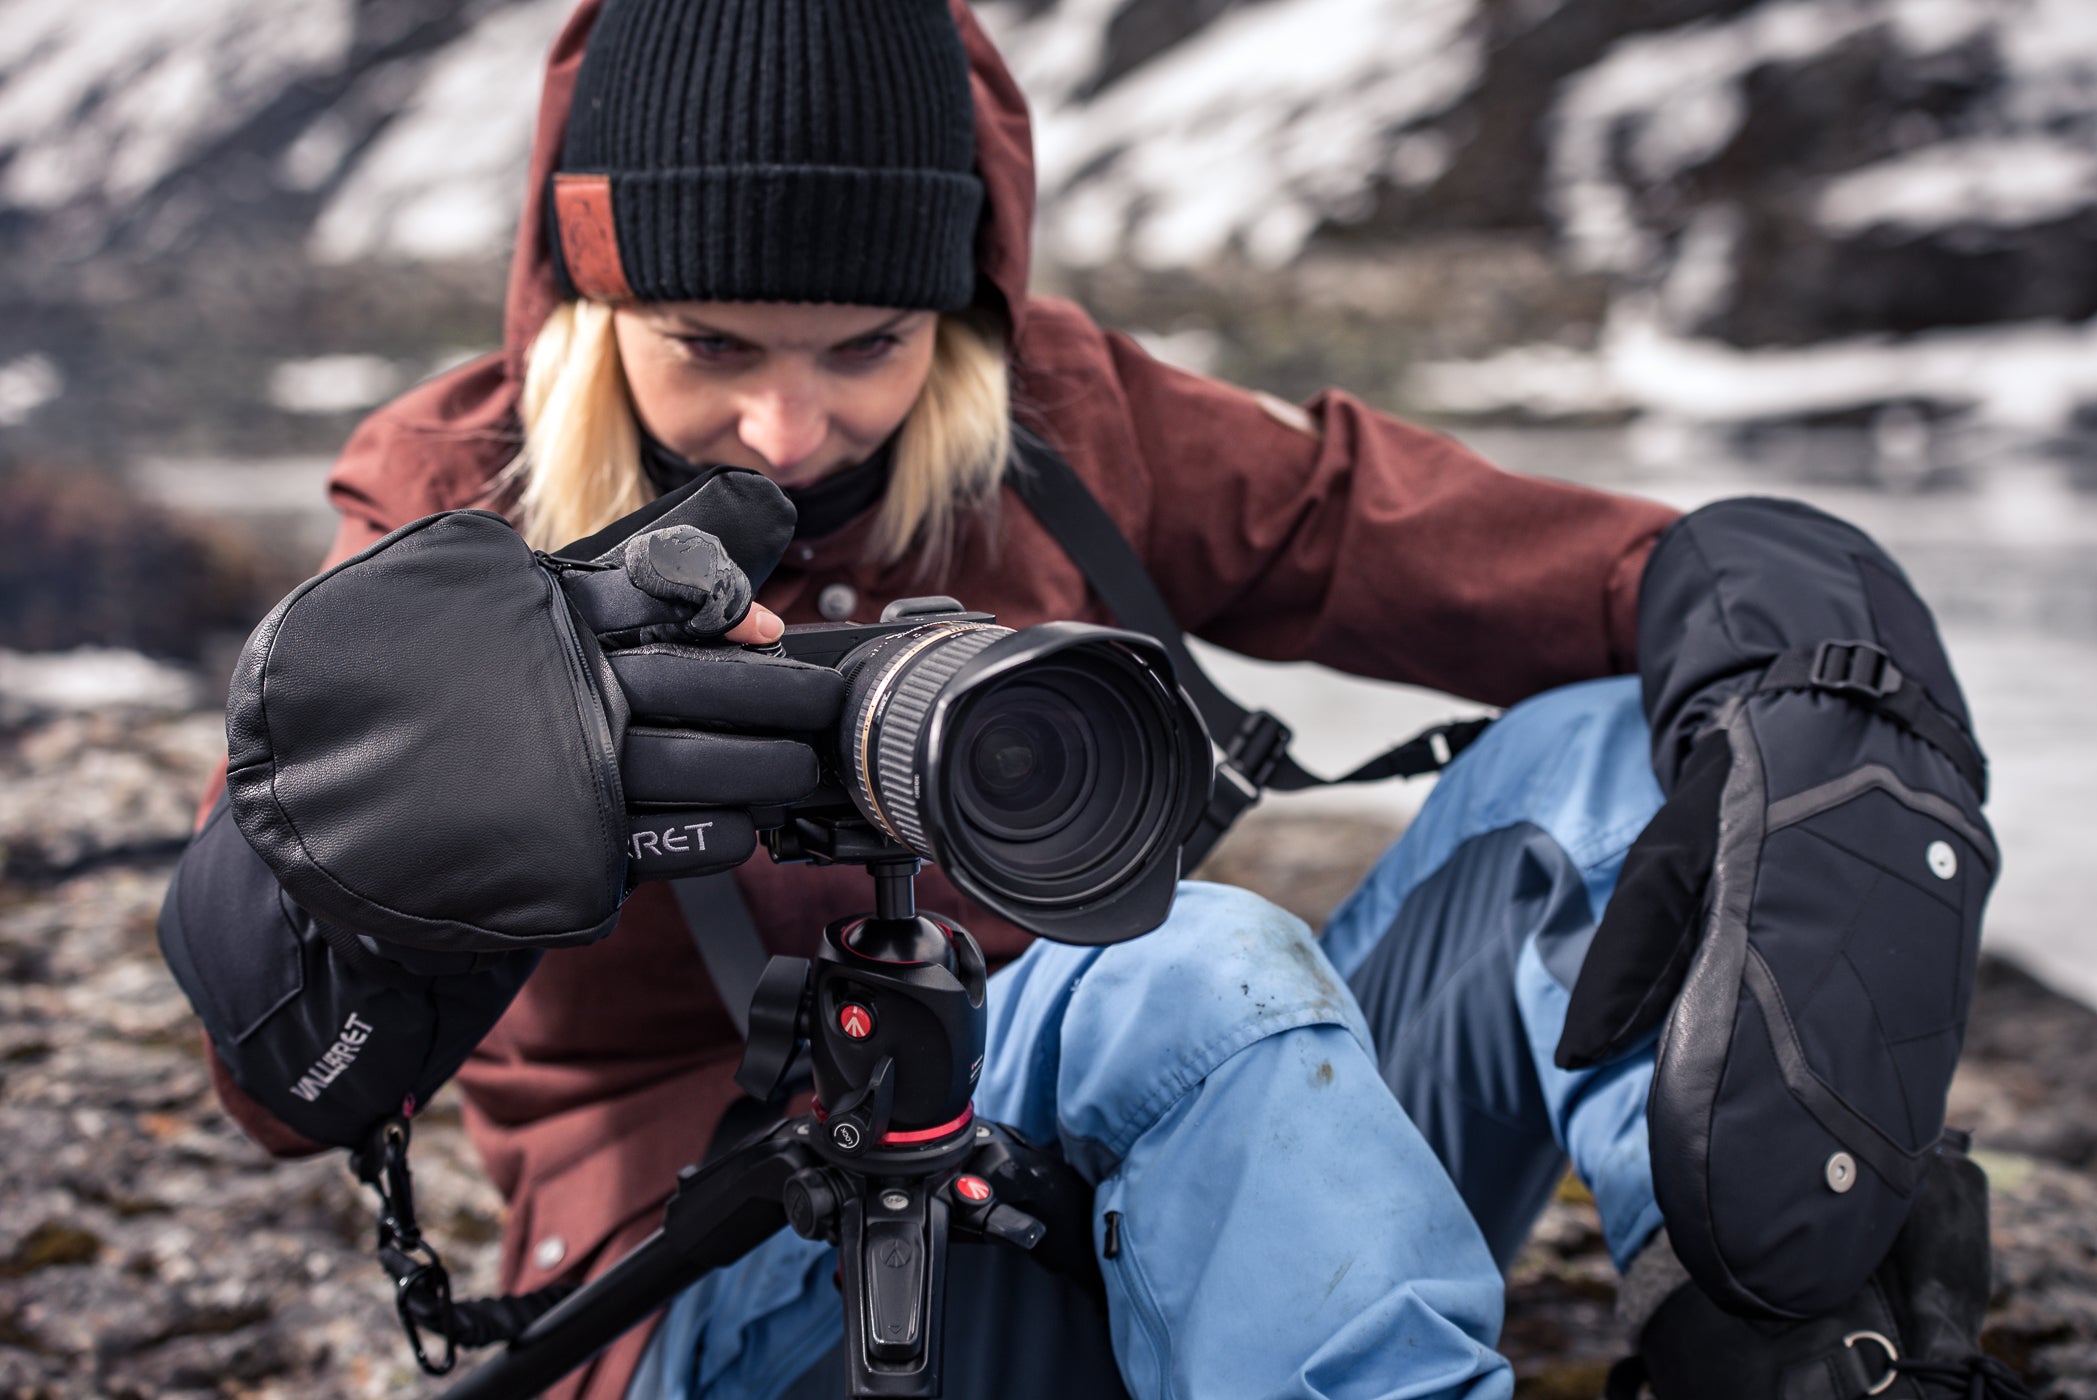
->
xmin=622 ymin=526 xmax=751 ymax=629
xmin=624 ymin=808 xmax=756 ymax=881
xmin=1555 ymin=727 xmax=1731 ymax=1070
xmin=608 ymin=646 xmax=844 ymax=731
xmin=622 ymin=728 xmax=823 ymax=807
xmin=558 ymin=531 xmax=756 ymax=650
xmin=557 ymin=467 xmax=797 ymax=590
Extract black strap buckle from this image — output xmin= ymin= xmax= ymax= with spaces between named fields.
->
xmin=353 ymin=1115 xmax=460 ymax=1376
xmin=1810 ymin=640 xmax=1903 ymax=699
xmin=1183 ymin=711 xmax=1293 ymax=869
xmin=392 ymin=1244 xmax=459 ymax=1376
xmin=1224 ymin=710 xmax=1293 ymax=790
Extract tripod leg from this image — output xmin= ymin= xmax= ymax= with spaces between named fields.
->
xmin=437 ymin=1121 xmax=818 ymax=1400
xmin=838 ymin=1178 xmax=951 ymax=1398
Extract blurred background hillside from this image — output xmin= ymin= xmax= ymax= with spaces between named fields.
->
xmin=2 ymin=1 xmax=2095 ymax=1394
xmin=2 ymin=0 xmax=2090 ymax=998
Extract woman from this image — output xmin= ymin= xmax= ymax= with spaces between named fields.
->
xmin=160 ymin=2 xmax=2010 ymax=1397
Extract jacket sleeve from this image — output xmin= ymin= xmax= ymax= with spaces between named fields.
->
xmin=1097 ymin=331 xmax=1679 ymax=707
xmin=158 ymin=795 xmax=539 ymax=1152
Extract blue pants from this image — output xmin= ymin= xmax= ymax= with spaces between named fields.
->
xmin=632 ymin=677 xmax=1665 ymax=1400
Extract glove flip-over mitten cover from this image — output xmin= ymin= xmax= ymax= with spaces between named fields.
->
xmin=1558 ymin=498 xmax=1994 ymax=1319
xmin=223 ymin=467 xmax=842 ymax=957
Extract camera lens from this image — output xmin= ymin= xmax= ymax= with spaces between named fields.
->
xmin=958 ymin=696 xmax=1090 ymax=840
xmin=944 ymin=661 xmax=1161 ymax=896
xmin=834 ymin=620 xmax=1210 ymax=944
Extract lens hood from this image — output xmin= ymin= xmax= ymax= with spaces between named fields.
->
xmin=840 ymin=620 xmax=1211 ymax=945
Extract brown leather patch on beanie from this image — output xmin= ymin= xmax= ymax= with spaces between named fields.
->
xmin=553 ymin=173 xmax=635 ymax=303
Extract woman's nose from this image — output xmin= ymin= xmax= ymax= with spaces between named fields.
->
xmin=737 ymin=391 xmax=827 ymax=473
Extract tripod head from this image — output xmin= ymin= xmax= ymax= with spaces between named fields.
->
xmin=737 ymin=824 xmax=988 ymax=1166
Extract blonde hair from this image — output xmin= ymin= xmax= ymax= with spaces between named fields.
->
xmin=506 ymin=300 xmax=1011 ymax=572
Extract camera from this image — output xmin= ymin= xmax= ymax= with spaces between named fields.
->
xmin=763 ymin=596 xmax=1213 ymax=945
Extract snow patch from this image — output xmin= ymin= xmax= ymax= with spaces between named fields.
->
xmin=267 ymin=356 xmax=406 ymax=415
xmin=1997 ymin=0 xmax=2097 ymax=131
xmin=0 ymin=354 xmax=62 ymax=426
xmin=1130 ymin=326 xmax=1226 ymax=376
xmin=1548 ymin=0 xmax=1879 ymax=274
xmin=0 ymin=0 xmax=353 ymax=210
xmin=1816 ymin=138 xmax=2097 ymax=234
xmin=278 ymin=111 xmax=358 ymax=194
xmin=1411 ymin=305 xmax=2097 ymax=434
xmin=1410 ymin=342 xmax=1636 ymax=419
xmin=310 ymin=0 xmax=571 ymax=264
xmin=1658 ymin=205 xmax=1742 ymax=330
xmin=983 ymin=0 xmax=1486 ymax=269
xmin=1551 ymin=0 xmax=2097 ymax=274
xmin=0 ymin=649 xmax=201 ymax=714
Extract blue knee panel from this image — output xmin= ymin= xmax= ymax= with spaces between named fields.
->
xmin=1324 ymin=677 xmax=1660 ymax=984
xmin=1322 ymin=677 xmax=1666 ymax=1270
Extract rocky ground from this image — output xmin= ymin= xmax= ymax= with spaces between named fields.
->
xmin=1 ymin=656 xmax=2093 ymax=1399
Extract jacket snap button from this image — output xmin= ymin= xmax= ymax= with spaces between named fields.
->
xmin=533 ymin=1235 xmax=567 ymax=1271
xmin=817 ymin=583 xmax=858 ymax=620
xmin=1926 ymin=841 xmax=1957 ymax=880
xmin=1825 ymin=1152 xmax=1856 ymax=1193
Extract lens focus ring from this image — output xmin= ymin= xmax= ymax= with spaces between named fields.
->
xmin=845 ymin=623 xmax=1007 ymax=849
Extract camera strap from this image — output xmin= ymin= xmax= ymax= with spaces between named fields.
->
xmin=1007 ymin=427 xmax=1493 ymax=867
xmin=672 ymin=872 xmax=767 ymax=1039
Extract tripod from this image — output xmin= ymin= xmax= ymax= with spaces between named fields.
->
xmin=434 ymin=838 xmax=1101 ymax=1399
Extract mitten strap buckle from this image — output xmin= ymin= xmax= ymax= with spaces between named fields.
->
xmin=1810 ymin=640 xmax=1903 ymax=699
xmin=1761 ymin=640 xmax=1987 ymax=801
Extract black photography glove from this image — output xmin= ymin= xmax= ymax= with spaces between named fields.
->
xmin=1557 ymin=498 xmax=1995 ymax=1321
xmin=544 ymin=473 xmax=845 ymax=881
xmin=224 ymin=468 xmax=839 ymax=956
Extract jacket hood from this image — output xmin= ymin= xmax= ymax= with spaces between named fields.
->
xmin=499 ymin=0 xmax=1037 ymax=384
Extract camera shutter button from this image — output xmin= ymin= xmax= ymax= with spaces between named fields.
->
xmin=818 ymin=583 xmax=858 ymax=620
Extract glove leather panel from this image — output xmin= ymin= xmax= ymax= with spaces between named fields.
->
xmin=226 ymin=511 xmax=629 ymax=953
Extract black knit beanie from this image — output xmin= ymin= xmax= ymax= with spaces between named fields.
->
xmin=552 ymin=0 xmax=982 ymax=311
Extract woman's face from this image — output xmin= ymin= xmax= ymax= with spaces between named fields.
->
xmin=613 ymin=301 xmax=940 ymax=490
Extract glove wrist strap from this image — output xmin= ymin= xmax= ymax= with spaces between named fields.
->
xmin=1755 ymin=640 xmax=1987 ymax=801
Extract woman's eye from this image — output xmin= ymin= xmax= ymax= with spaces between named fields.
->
xmin=674 ymin=335 xmax=751 ymax=361
xmin=833 ymin=334 xmax=900 ymax=363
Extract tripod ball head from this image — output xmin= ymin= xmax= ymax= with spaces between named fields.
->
xmin=809 ymin=910 xmax=987 ymax=1156
xmin=733 ymin=858 xmax=990 ymax=1168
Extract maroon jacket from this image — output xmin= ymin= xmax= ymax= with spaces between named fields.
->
xmin=203 ymin=4 xmax=1677 ymax=1394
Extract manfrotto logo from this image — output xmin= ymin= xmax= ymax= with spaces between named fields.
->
xmin=288 ymin=1012 xmax=376 ymax=1102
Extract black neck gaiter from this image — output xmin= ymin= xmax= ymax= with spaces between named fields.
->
xmin=640 ymin=435 xmax=896 ymax=542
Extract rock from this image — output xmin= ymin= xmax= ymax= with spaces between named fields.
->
xmin=0 ymin=709 xmax=226 ymax=881
xmin=1 ymin=680 xmax=2092 ymax=1398
xmin=0 ymin=469 xmax=295 ymax=666
xmin=0 ymin=1224 xmax=102 ymax=1279
xmin=1951 ymin=959 xmax=2097 ymax=1170
xmin=1193 ymin=808 xmax=1402 ymax=929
